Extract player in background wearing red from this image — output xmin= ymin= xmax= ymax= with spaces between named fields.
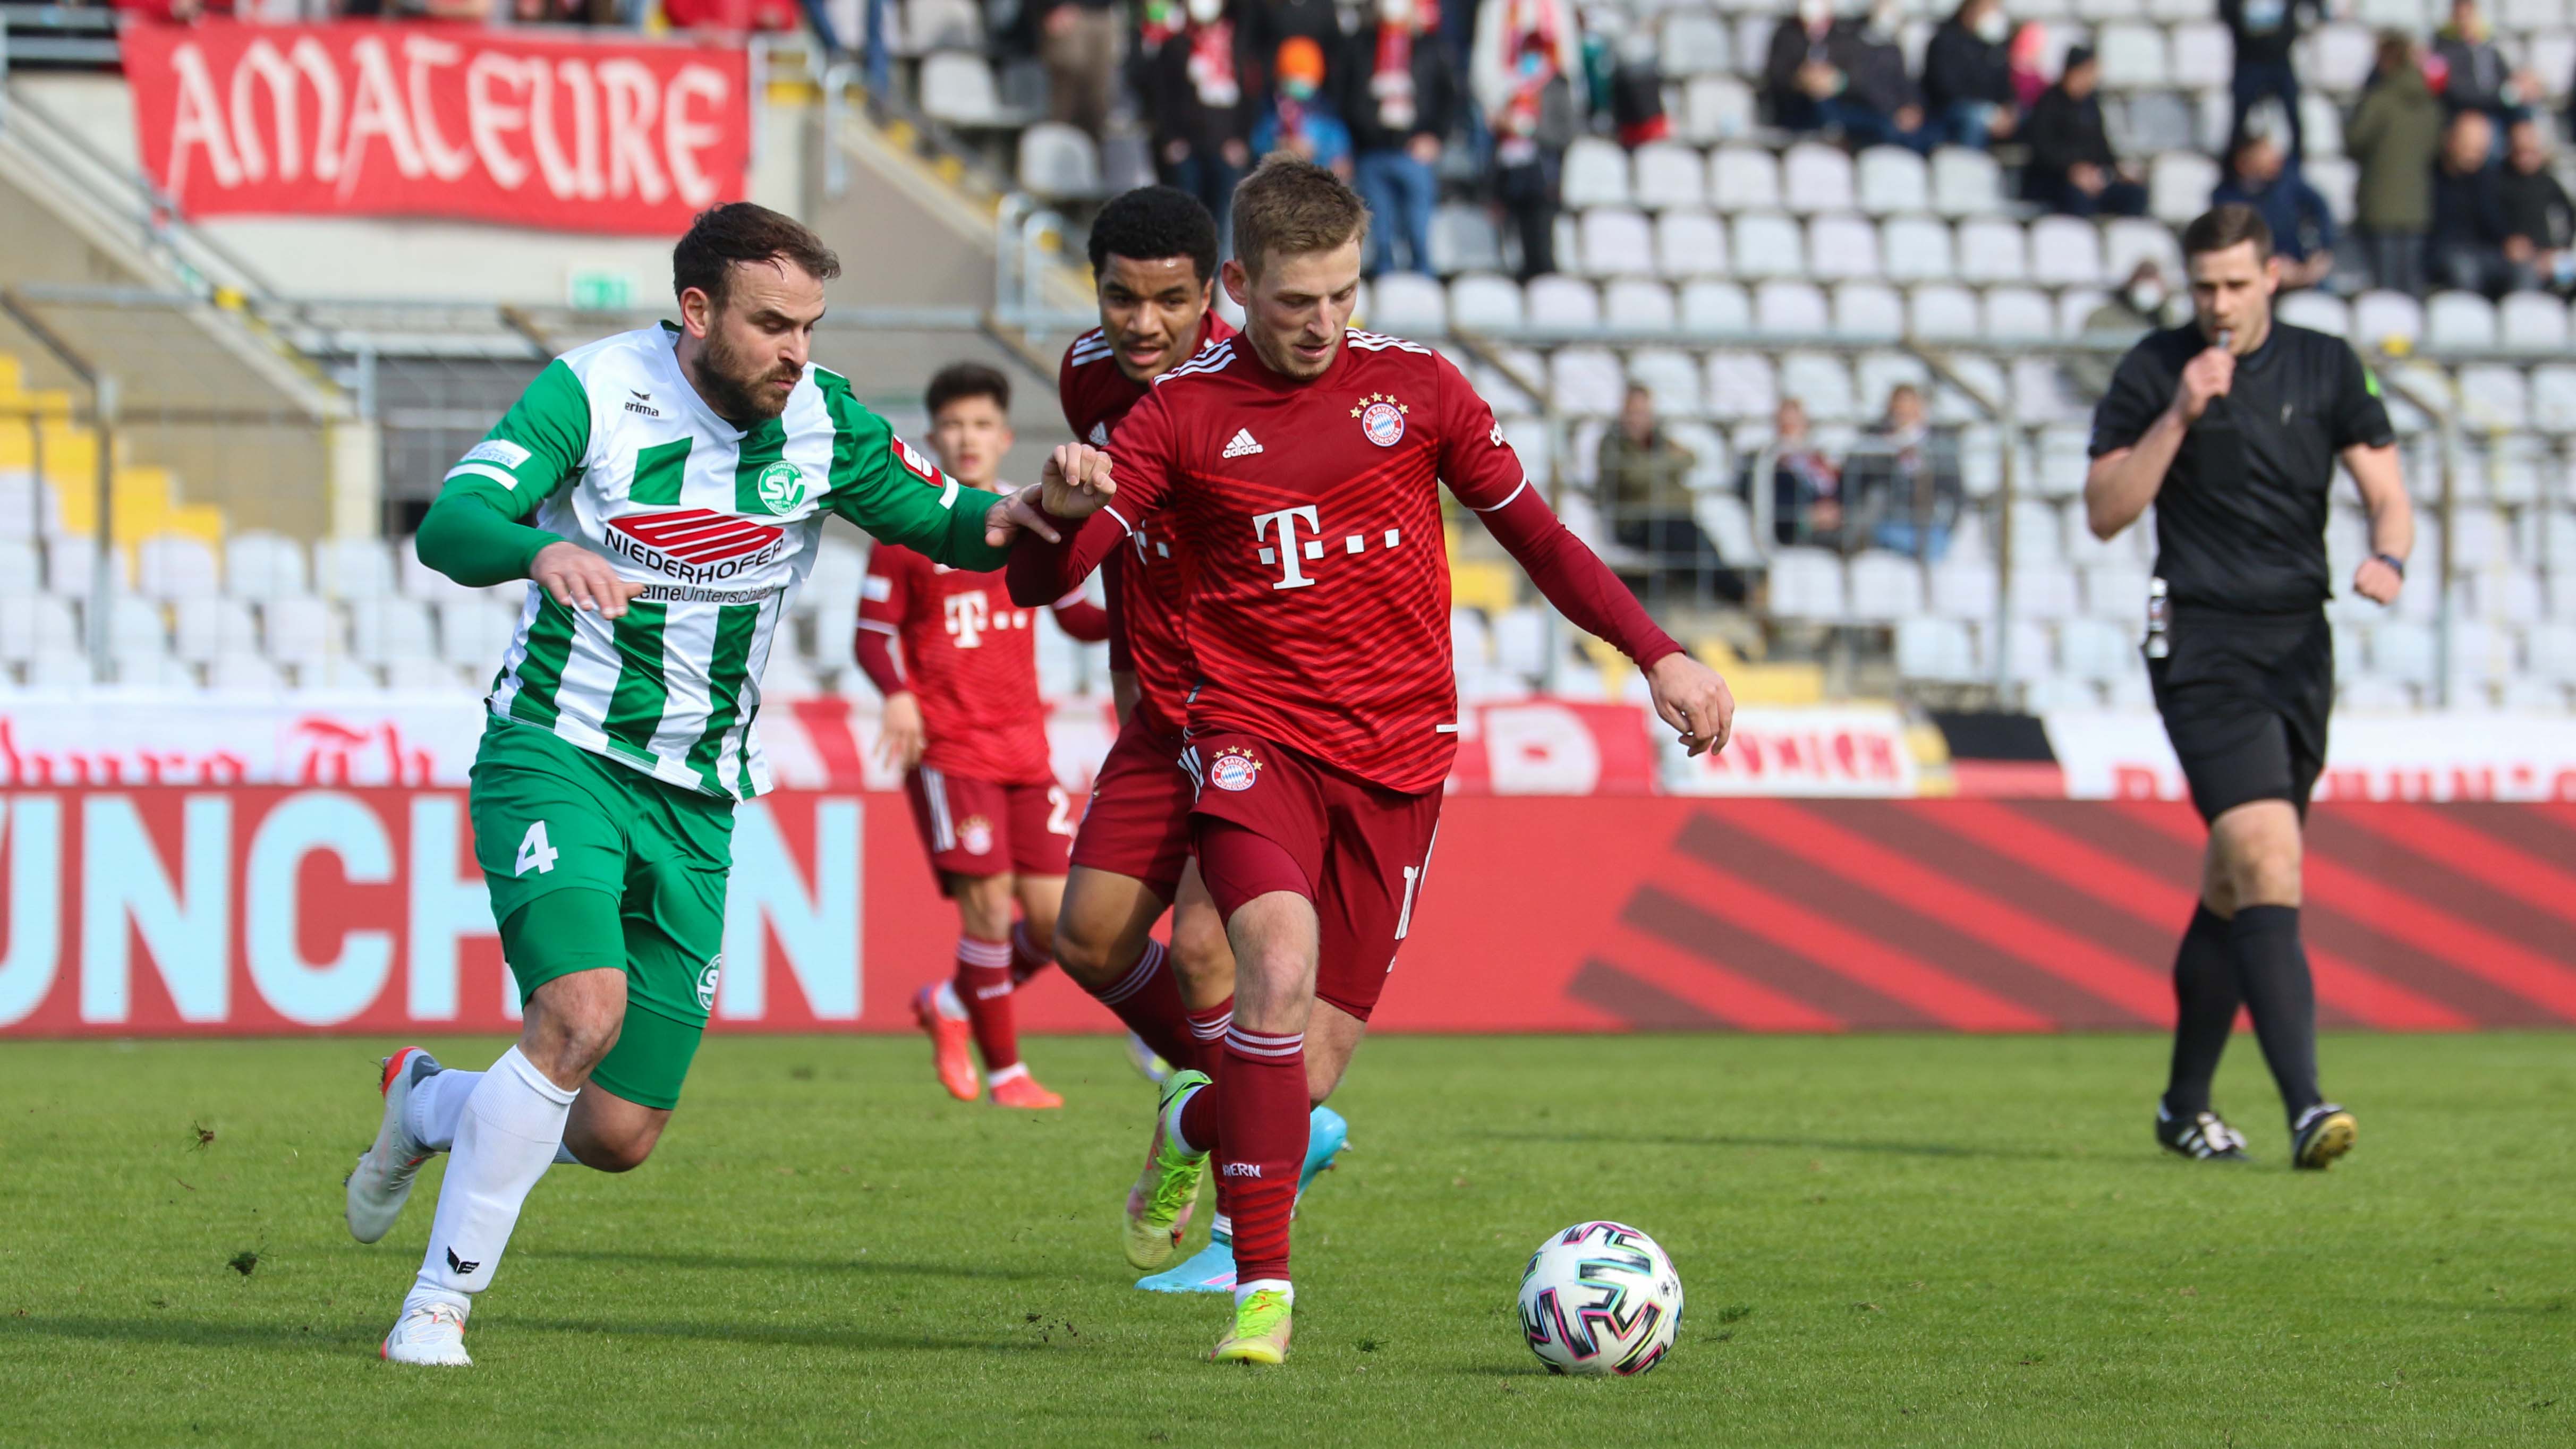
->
xmin=856 ymin=363 xmax=1109 ymax=1109
xmin=1056 ymin=187 xmax=1354 ymax=1295
xmin=1014 ymin=159 xmax=1736 ymax=1362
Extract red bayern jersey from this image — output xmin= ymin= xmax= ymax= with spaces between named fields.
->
xmin=1058 ymin=311 xmax=1236 ymax=735
xmin=858 ymin=544 xmax=1074 ymax=786
xmin=1049 ymin=330 xmax=1532 ymax=794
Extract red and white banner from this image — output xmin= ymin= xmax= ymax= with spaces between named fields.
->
xmin=8 ymin=789 xmax=2572 ymax=1037
xmin=121 ymin=21 xmax=750 ymax=233
xmin=2044 ymin=710 xmax=2576 ymax=802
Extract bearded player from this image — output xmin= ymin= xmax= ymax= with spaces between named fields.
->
xmin=1055 ymin=186 xmax=1351 ymax=1296
xmin=858 ymin=362 xmax=1110 ymax=1109
xmin=339 ymin=206 xmax=1051 ymax=1366
xmin=1013 ymin=159 xmax=1735 ymax=1362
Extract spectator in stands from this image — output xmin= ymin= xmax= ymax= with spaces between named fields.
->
xmin=2008 ymin=22 xmax=2051 ymax=111
xmin=1763 ymin=0 xmax=1927 ymax=151
xmin=2218 ymin=0 xmax=2318 ymax=160
xmin=1347 ymin=0 xmax=1457 ymax=277
xmin=1254 ymin=36 xmax=1355 ymax=176
xmin=2430 ymin=0 xmax=2539 ymax=134
xmin=1473 ymin=0 xmax=1582 ymax=280
xmin=1036 ymin=0 xmax=1125 ymax=143
xmin=2348 ymin=32 xmax=2445 ymax=297
xmin=2500 ymin=118 xmax=2576 ymax=294
xmin=2066 ymin=261 xmax=2173 ymax=397
xmin=2212 ymin=133 xmax=2337 ymax=291
xmin=2430 ymin=109 xmax=2530 ymax=296
xmin=1767 ymin=397 xmax=1846 ymax=551
xmin=2023 ymin=48 xmax=2148 ymax=218
xmin=1247 ymin=0 xmax=1350 ymax=90
xmin=1598 ymin=385 xmax=1744 ymax=603
xmin=1856 ymin=385 xmax=1961 ymax=562
xmin=1149 ymin=0 xmax=1257 ymax=228
xmin=1923 ymin=0 xmax=2019 ymax=151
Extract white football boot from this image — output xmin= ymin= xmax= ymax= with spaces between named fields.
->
xmin=380 ymin=1295 xmax=472 ymax=1366
xmin=346 ymin=1046 xmax=443 ymax=1244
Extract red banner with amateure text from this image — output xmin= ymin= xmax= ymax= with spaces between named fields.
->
xmin=121 ymin=21 xmax=750 ymax=233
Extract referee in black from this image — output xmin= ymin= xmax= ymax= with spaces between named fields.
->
xmin=2084 ymin=204 xmax=2413 ymax=1170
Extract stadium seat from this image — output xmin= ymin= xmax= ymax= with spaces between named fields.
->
xmin=262 ymin=596 xmax=341 ymax=669
xmin=1855 ymin=147 xmax=1929 ymax=216
xmin=2530 ymin=622 xmax=2576 ymax=681
xmin=349 ymin=597 xmax=436 ymax=664
xmin=2083 ymin=562 xmax=2149 ymax=619
xmin=1854 ymin=351 xmax=1929 ymax=410
xmin=2426 ymin=291 xmax=2498 ymax=351
xmin=2016 ymin=562 xmax=2084 ymax=619
xmin=2055 ymin=288 xmax=2110 ymax=337
xmin=1527 ymin=276 xmax=1603 ymax=329
xmin=1895 ymin=616 xmax=1979 ymax=680
xmin=1834 ymin=283 xmax=1906 ymax=340
xmin=2149 ymin=151 xmax=2221 ymax=224
xmin=1561 ymin=138 xmax=1631 ymax=209
xmin=1929 ymin=147 xmax=2006 ymax=217
xmin=1662 ymin=9 xmax=1732 ymax=74
xmin=1631 ymin=144 xmax=1707 ymax=212
xmin=2527 ymin=32 xmax=2576 ymax=101
xmin=2029 ymin=216 xmax=2106 ymax=287
xmin=1782 ymin=143 xmax=1857 ymax=214
xmin=1655 ymin=211 xmax=1728 ymax=279
xmin=1984 ymin=287 xmax=2055 ymax=341
xmin=1731 ymin=213 xmax=1806 ymax=279
xmin=1732 ymin=14 xmax=1777 ymax=69
xmin=138 ymin=535 xmax=219 ymax=601
xmin=2370 ymin=621 xmax=2439 ymax=684
xmin=1846 ymin=549 xmax=1925 ymax=621
xmin=919 ymin=52 xmax=1005 ymax=126
xmin=1450 ymin=273 xmax=1525 ymax=330
xmin=2353 ymin=0 xmax=2430 ymax=31
xmin=1430 ymin=204 xmax=1504 ymax=275
xmin=1371 ymin=272 xmax=1450 ymax=333
xmin=1756 ymin=279 xmax=1831 ymax=335
xmin=2352 ymin=289 xmax=2424 ymax=349
xmin=2457 ymin=364 xmax=2530 ymax=431
xmin=1477 ymin=346 xmax=1547 ymax=413
xmin=1578 ymin=208 xmax=1657 ymax=278
xmin=1767 ymin=547 xmax=1847 ymax=620
xmin=2167 ymin=21 xmax=2233 ymax=88
xmin=1710 ymin=148 xmax=1783 ymax=212
xmin=1549 ymin=348 xmax=1629 ymax=416
xmin=1683 ymin=75 xmax=1757 ymax=144
xmin=104 ymin=595 xmax=168 ymax=662
xmin=1997 ymin=620 xmax=2055 ymax=681
xmin=1680 ymin=279 xmax=1752 ymax=332
xmin=1954 ymin=218 xmax=2028 ymax=284
xmin=2102 ymin=217 xmax=2183 ymax=285
xmin=1629 ymin=349 xmax=1706 ymax=417
xmin=1908 ymin=284 xmax=1980 ymax=339
xmin=1018 ymin=123 xmax=1102 ymax=200
xmin=1605 ymin=279 xmax=1678 ymax=331
xmin=1705 ymin=351 xmax=1780 ymax=420
xmin=172 ymin=597 xmax=258 ymax=664
xmin=437 ymin=598 xmax=520 ymax=669
xmin=2096 ymin=22 xmax=2170 ymax=87
xmin=223 ymin=531 xmax=307 ymax=601
xmin=2530 ymin=365 xmax=2576 ymax=431
xmin=1880 ymin=216 xmax=1955 ymax=284
xmin=0 ymin=593 xmax=76 ymax=663
xmin=1807 ymin=214 xmax=1882 ymax=280
xmin=1931 ymin=558 xmax=1999 ymax=619
xmin=2306 ymin=22 xmax=2378 ymax=91
xmin=802 ymin=538 xmax=864 ymax=622
xmin=1780 ymin=352 xmax=1859 ymax=421
xmin=302 ymin=656 xmax=381 ymax=692
xmin=2276 ymin=290 xmax=2351 ymax=337
xmin=1450 ymin=605 xmax=1494 ymax=669
xmin=2500 ymin=292 xmax=2570 ymax=351
xmin=1492 ymin=605 xmax=1548 ymax=679
xmin=902 ymin=0 xmax=983 ymax=54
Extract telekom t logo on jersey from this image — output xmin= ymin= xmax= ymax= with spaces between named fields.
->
xmin=944 ymin=591 xmax=991 ymax=646
xmin=1252 ymin=506 xmax=1404 ymax=591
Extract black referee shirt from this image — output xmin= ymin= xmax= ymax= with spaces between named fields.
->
xmin=2087 ymin=321 xmax=2396 ymax=615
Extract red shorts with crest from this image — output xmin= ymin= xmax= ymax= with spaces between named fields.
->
xmin=903 ymin=767 xmax=1074 ymax=892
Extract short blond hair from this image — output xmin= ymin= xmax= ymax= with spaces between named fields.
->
xmin=1229 ymin=156 xmax=1369 ymax=278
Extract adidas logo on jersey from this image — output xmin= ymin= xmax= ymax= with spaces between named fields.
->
xmin=1221 ymin=429 xmax=1263 ymax=459
xmin=1088 ymin=422 xmax=1109 ymax=445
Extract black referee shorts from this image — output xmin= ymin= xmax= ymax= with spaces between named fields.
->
xmin=2146 ymin=608 xmax=2334 ymax=825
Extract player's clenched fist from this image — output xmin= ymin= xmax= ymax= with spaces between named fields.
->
xmin=2172 ymin=346 xmax=2234 ymax=425
xmin=530 ymin=540 xmax=647 ymax=620
xmin=1041 ymin=442 xmax=1117 ymax=518
xmin=1646 ymin=652 xmax=1736 ymax=757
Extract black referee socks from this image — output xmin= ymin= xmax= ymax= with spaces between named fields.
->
xmin=2163 ymin=904 xmax=2239 ymax=1119
xmin=2228 ymin=905 xmax=2324 ymax=1120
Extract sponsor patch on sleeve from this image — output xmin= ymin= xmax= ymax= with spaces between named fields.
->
xmin=463 ymin=439 xmax=533 ymax=470
xmin=861 ymin=574 xmax=893 ymax=601
xmin=891 ymin=435 xmax=941 ymax=484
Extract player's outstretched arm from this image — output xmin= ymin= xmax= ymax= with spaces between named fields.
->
xmin=2344 ymin=442 xmax=2411 ymax=604
xmin=1005 ymin=443 xmax=1135 ymax=607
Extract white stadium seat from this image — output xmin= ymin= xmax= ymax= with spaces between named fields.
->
xmin=2457 ymin=364 xmax=2531 ymax=432
xmin=263 ymin=595 xmax=341 ymax=668
xmin=2427 ymin=291 xmax=2500 ymax=351
xmin=1561 ymin=138 xmax=1632 ymax=209
xmin=1782 ymin=143 xmax=1857 ymax=214
xmin=1855 ymin=147 xmax=1929 ymax=216
xmin=1847 ymin=550 xmax=1926 ymax=621
xmin=1605 ymin=279 xmax=1678 ymax=332
xmin=920 ymin=52 xmax=1005 ymax=126
xmin=351 ymin=597 xmax=437 ymax=664
xmin=2056 ymin=288 xmax=2110 ymax=337
xmin=2500 ymin=292 xmax=2570 ymax=351
xmin=1880 ymin=216 xmax=1955 ymax=283
xmin=2169 ymin=21 xmax=2233 ymax=88
xmin=1807 ymin=214 xmax=1882 ymax=280
xmin=2306 ymin=23 xmax=2378 ymax=91
xmin=1833 ymin=283 xmax=1906 ymax=340
xmin=0 ymin=594 xmax=78 ymax=662
xmin=1656 ymin=211 xmax=1729 ymax=279
xmin=173 ymin=597 xmax=258 ymax=664
xmin=1527 ymin=275 xmax=1602 ymax=329
xmin=1663 ymin=10 xmax=1733 ymax=74
xmin=1930 ymin=147 xmax=2007 ymax=217
xmin=1984 ymin=287 xmax=2056 ymax=341
xmin=2530 ymin=364 xmax=2576 ymax=431
xmin=1909 ymin=284 xmax=1980 ymax=339
xmin=901 ymin=0 xmax=983 ymax=53
xmin=2084 ymin=563 xmax=2150 ymax=619
xmin=1632 ymin=143 xmax=1708 ymax=211
xmin=1370 ymin=272 xmax=1449 ymax=333
xmin=1578 ymin=208 xmax=1657 ymax=278
xmin=2102 ymin=218 xmax=2182 ymax=285
xmin=1710 ymin=147 xmax=1782 ymax=212
xmin=2352 ymin=290 xmax=2425 ymax=349
xmin=1895 ymin=617 xmax=1979 ymax=680
xmin=1731 ymin=212 xmax=1807 ymax=279
xmin=1779 ymin=352 xmax=1859 ymax=421
xmin=2276 ymin=291 xmax=2351 ymax=337
xmin=224 ymin=531 xmax=308 ymax=601
xmin=1017 ymin=123 xmax=1101 ymax=199
xmin=1756 ymin=279 xmax=1832 ymax=336
xmin=2029 ymin=216 xmax=2106 ymax=287
xmin=1684 ymin=76 xmax=1757 ymax=144
xmin=1931 ymin=559 xmax=1999 ymax=619
xmin=1705 ymin=351 xmax=1779 ymax=420
xmin=1549 ymin=348 xmax=1629 ymax=415
xmin=2095 ymin=22 xmax=2170 ymax=88
xmin=1629 ymin=349 xmax=1707 ymax=417
xmin=1954 ymin=218 xmax=2028 ymax=284
xmin=2150 ymin=152 xmax=2221 ymax=225
xmin=1767 ymin=547 xmax=1847 ymax=620
xmin=138 ymin=535 xmax=219 ymax=600
xmin=1680 ymin=279 xmax=1752 ymax=333
xmin=1450 ymin=273 xmax=1525 ymax=330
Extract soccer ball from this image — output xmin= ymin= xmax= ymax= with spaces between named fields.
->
xmin=1516 ymin=1221 xmax=1684 ymax=1376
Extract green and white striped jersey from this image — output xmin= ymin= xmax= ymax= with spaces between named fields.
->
xmin=439 ymin=323 xmax=1008 ymax=800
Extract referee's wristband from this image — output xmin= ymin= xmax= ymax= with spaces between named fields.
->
xmin=2372 ymin=552 xmax=2407 ymax=579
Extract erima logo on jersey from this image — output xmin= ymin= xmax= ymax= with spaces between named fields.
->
xmin=1222 ymin=429 xmax=1263 ymax=458
xmin=626 ymin=398 xmax=662 ymax=418
xmin=607 ymin=510 xmax=788 ymax=582
xmin=446 ymin=1247 xmax=481 ymax=1275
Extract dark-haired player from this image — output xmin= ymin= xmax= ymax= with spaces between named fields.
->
xmin=1015 ymin=160 xmax=1735 ymax=1362
xmin=1057 ymin=186 xmax=1350 ymax=1295
xmin=2085 ymin=203 xmax=2411 ymax=1170
xmin=858 ymin=362 xmax=1109 ymax=1109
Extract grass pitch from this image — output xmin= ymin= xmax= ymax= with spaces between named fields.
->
xmin=3 ymin=1032 xmax=2570 ymax=1447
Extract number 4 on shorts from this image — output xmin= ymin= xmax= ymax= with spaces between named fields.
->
xmin=516 ymin=820 xmax=560 ymax=876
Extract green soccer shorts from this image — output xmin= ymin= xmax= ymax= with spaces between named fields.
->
xmin=468 ymin=716 xmax=736 ymax=1110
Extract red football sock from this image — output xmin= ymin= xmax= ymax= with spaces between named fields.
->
xmin=954 ymin=935 xmax=1018 ymax=1073
xmin=1009 ymin=920 xmax=1053 ymax=988
xmin=1086 ymin=938 xmax=1195 ymax=1070
xmin=1184 ymin=994 xmax=1235 ymax=1078
xmin=1212 ymin=1026 xmax=1308 ymax=1285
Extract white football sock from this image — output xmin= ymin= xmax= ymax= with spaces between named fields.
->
xmin=1235 ymin=1278 xmax=1292 ymax=1307
xmin=411 ymin=1047 xmax=575 ymax=1300
xmin=406 ymin=1068 xmax=481 ymax=1152
xmin=932 ymin=980 xmax=969 ymax=1021
xmin=1210 ymin=1212 xmax=1234 ymax=1241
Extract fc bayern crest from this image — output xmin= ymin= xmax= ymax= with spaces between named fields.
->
xmin=958 ymin=815 xmax=996 ymax=856
xmin=1209 ymin=748 xmax=1261 ymax=792
xmin=1352 ymin=391 xmax=1408 ymax=447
